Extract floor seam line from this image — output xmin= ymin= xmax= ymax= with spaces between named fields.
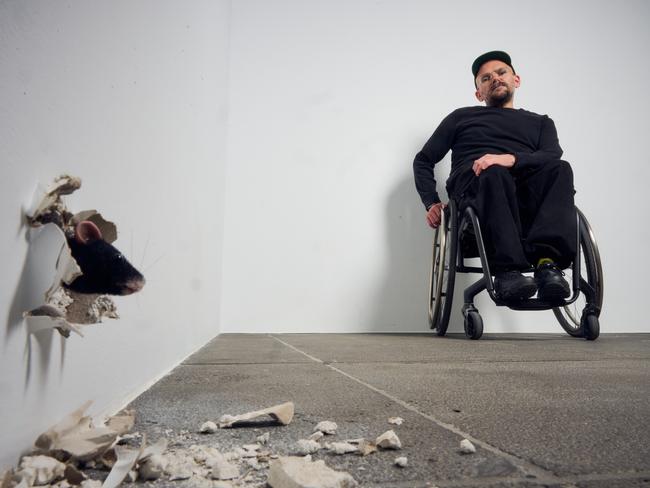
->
xmin=269 ymin=335 xmax=559 ymax=482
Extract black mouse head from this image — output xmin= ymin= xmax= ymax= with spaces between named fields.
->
xmin=65 ymin=221 xmax=146 ymax=296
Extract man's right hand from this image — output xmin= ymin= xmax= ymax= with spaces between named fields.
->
xmin=426 ymin=202 xmax=446 ymax=229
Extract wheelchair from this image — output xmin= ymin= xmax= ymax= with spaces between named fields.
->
xmin=428 ymin=199 xmax=603 ymax=340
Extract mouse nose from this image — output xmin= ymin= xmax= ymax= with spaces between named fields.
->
xmin=123 ymin=277 xmax=146 ymax=294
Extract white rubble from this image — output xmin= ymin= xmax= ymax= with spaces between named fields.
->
xmin=218 ymin=401 xmax=294 ymax=428
xmin=388 ymin=417 xmax=404 ymax=425
xmin=102 ymin=442 xmax=145 ymax=488
xmin=326 ymin=442 xmax=357 ymax=455
xmin=256 ymin=432 xmax=270 ymax=444
xmin=267 ymin=456 xmax=358 ymax=488
xmin=17 ymin=455 xmax=66 ymax=486
xmin=199 ymin=421 xmax=218 ymax=434
xmin=308 ymin=431 xmax=325 ymax=442
xmin=314 ymin=421 xmax=338 ymax=435
xmin=138 ymin=453 xmax=168 ymax=480
xmin=34 ymin=402 xmax=134 ymax=460
xmin=209 ymin=454 xmax=240 ymax=480
xmin=296 ymin=439 xmax=322 ymax=455
xmin=394 ymin=456 xmax=408 ymax=467
xmin=459 ymin=439 xmax=476 ymax=454
xmin=375 ymin=430 xmax=402 ymax=450
xmin=80 ymin=480 xmax=102 ymax=488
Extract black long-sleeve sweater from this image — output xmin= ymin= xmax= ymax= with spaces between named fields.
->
xmin=413 ymin=106 xmax=563 ymax=209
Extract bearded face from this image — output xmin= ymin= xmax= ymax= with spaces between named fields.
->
xmin=474 ymin=60 xmax=520 ymax=108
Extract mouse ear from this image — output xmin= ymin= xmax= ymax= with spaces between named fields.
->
xmin=74 ymin=220 xmax=103 ymax=244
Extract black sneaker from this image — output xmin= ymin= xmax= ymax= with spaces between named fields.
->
xmin=494 ymin=271 xmax=537 ymax=300
xmin=534 ymin=262 xmax=570 ymax=302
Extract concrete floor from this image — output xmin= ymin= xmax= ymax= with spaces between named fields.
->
xmin=129 ymin=333 xmax=650 ymax=488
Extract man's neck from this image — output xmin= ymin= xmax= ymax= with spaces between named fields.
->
xmin=487 ymin=101 xmax=515 ymax=109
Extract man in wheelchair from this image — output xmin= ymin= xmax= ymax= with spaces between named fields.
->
xmin=413 ymin=51 xmax=576 ymax=302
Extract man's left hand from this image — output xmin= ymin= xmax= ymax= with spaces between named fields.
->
xmin=472 ymin=154 xmax=516 ymax=176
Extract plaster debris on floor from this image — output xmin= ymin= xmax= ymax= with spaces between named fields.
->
xmin=1 ymin=400 xmax=479 ymax=487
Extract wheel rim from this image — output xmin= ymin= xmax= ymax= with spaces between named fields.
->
xmin=428 ymin=211 xmax=447 ymax=329
xmin=553 ymin=209 xmax=603 ymax=335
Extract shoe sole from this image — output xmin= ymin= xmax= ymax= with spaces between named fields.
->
xmin=537 ymin=282 xmax=570 ymax=302
xmin=497 ymin=282 xmax=537 ymax=301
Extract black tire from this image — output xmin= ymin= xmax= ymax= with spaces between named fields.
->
xmin=428 ymin=202 xmax=458 ymax=336
xmin=553 ymin=209 xmax=603 ymax=337
xmin=582 ymin=313 xmax=600 ymax=341
xmin=464 ymin=310 xmax=484 ymax=340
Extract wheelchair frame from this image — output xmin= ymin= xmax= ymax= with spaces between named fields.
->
xmin=428 ymin=199 xmax=603 ymax=340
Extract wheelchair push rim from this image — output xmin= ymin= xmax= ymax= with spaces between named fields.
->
xmin=553 ymin=208 xmax=603 ymax=337
xmin=428 ymin=203 xmax=457 ymax=336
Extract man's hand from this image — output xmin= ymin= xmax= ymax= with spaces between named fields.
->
xmin=426 ymin=202 xmax=446 ymax=229
xmin=472 ymin=153 xmax=516 ymax=176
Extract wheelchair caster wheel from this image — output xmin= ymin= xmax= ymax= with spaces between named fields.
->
xmin=582 ymin=313 xmax=600 ymax=341
xmin=464 ymin=310 xmax=484 ymax=340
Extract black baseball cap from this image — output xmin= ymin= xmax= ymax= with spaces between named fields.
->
xmin=472 ymin=50 xmax=515 ymax=78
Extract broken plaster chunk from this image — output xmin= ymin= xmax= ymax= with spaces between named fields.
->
xmin=200 ymin=421 xmax=218 ymax=434
xmin=257 ymin=432 xmax=270 ymax=444
xmin=17 ymin=455 xmax=66 ymax=486
xmin=1 ymin=470 xmax=13 ymax=488
xmin=164 ymin=451 xmax=195 ymax=480
xmin=394 ymin=456 xmax=408 ymax=468
xmin=23 ymin=313 xmax=83 ymax=338
xmin=218 ymin=401 xmax=294 ymax=428
xmin=308 ymin=431 xmax=325 ymax=442
xmin=101 ymin=438 xmax=146 ymax=488
xmin=105 ymin=409 xmax=135 ymax=437
xmin=357 ymin=439 xmax=378 ymax=456
xmin=267 ymin=456 xmax=358 ymax=488
xmin=27 ymin=175 xmax=81 ymax=227
xmin=34 ymin=401 xmax=131 ymax=460
xmin=209 ymin=454 xmax=240 ymax=480
xmin=375 ymin=430 xmax=402 ymax=450
xmin=80 ymin=480 xmax=102 ymax=488
xmin=327 ymin=442 xmax=357 ymax=455
xmin=117 ymin=432 xmax=142 ymax=444
xmin=296 ymin=439 xmax=321 ymax=455
xmin=138 ymin=453 xmax=168 ymax=481
xmin=63 ymin=291 xmax=118 ymax=325
xmin=388 ymin=417 xmax=404 ymax=426
xmin=459 ymin=439 xmax=476 ymax=454
xmin=314 ymin=421 xmax=338 ymax=435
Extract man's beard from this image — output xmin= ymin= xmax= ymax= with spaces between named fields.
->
xmin=486 ymin=84 xmax=513 ymax=107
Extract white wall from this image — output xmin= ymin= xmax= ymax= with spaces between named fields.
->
xmin=0 ymin=0 xmax=230 ymax=469
xmin=221 ymin=0 xmax=650 ymax=333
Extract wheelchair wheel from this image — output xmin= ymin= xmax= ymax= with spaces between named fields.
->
xmin=553 ymin=209 xmax=603 ymax=338
xmin=428 ymin=202 xmax=457 ymax=336
xmin=582 ymin=312 xmax=600 ymax=341
xmin=464 ymin=310 xmax=484 ymax=340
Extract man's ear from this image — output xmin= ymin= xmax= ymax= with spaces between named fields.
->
xmin=514 ymin=74 xmax=521 ymax=88
xmin=475 ymin=89 xmax=484 ymax=102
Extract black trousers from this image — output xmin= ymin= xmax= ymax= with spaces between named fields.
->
xmin=452 ymin=160 xmax=577 ymax=272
